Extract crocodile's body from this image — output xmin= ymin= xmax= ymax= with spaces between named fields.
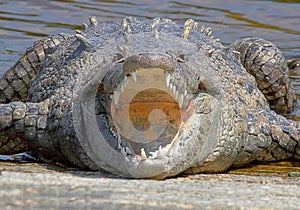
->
xmin=0 ymin=17 xmax=299 ymax=179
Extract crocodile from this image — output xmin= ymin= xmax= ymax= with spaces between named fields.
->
xmin=0 ymin=17 xmax=299 ymax=179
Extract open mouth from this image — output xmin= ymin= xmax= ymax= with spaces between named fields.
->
xmin=73 ymin=52 xmax=219 ymax=178
xmin=96 ymin=65 xmax=196 ymax=164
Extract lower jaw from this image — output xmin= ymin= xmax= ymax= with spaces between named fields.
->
xmin=94 ymin=100 xmax=202 ymax=178
xmin=113 ymin=98 xmax=178 ymax=142
xmin=104 ymin=95 xmax=196 ymax=161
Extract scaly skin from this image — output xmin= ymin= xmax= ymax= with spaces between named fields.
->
xmin=0 ymin=17 xmax=299 ymax=179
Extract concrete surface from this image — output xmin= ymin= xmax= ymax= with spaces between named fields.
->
xmin=0 ymin=161 xmax=300 ymax=210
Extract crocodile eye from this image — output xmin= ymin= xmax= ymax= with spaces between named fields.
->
xmin=198 ymin=81 xmax=207 ymax=91
xmin=114 ymin=53 xmax=125 ymax=63
xmin=176 ymin=54 xmax=187 ymax=63
xmin=293 ymin=62 xmax=300 ymax=69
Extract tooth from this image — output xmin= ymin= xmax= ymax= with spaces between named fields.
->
xmin=109 ymin=127 xmax=116 ymax=137
xmin=121 ymin=147 xmax=127 ymax=156
xmin=132 ymin=70 xmax=137 ymax=82
xmin=173 ymin=78 xmax=178 ymax=86
xmin=114 ymin=90 xmax=121 ymax=105
xmin=120 ymin=81 xmax=125 ymax=92
xmin=163 ymin=143 xmax=172 ymax=152
xmin=184 ymin=93 xmax=190 ymax=102
xmin=119 ymin=77 xmax=128 ymax=93
xmin=117 ymin=133 xmax=122 ymax=148
xmin=178 ymin=83 xmax=185 ymax=92
xmin=141 ymin=148 xmax=147 ymax=159
xmin=184 ymin=90 xmax=188 ymax=97
xmin=200 ymin=25 xmax=205 ymax=33
xmin=178 ymin=93 xmax=184 ymax=108
xmin=175 ymin=90 xmax=179 ymax=100
xmin=181 ymin=101 xmax=187 ymax=110
xmin=169 ymin=83 xmax=173 ymax=91
xmin=157 ymin=145 xmax=163 ymax=158
xmin=185 ymin=93 xmax=190 ymax=100
xmin=172 ymin=85 xmax=176 ymax=96
xmin=125 ymin=147 xmax=132 ymax=155
xmin=166 ymin=73 xmax=171 ymax=87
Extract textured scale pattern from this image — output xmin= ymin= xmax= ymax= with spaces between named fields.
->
xmin=0 ymin=17 xmax=299 ymax=178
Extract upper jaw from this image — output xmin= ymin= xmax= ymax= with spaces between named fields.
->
xmin=102 ymin=66 xmax=196 ymax=160
xmin=75 ymin=65 xmax=222 ymax=179
xmin=100 ymin=53 xmax=196 ymax=156
xmin=102 ymin=52 xmax=198 ymax=95
xmin=123 ymin=53 xmax=176 ymax=75
xmin=83 ymin=52 xmax=222 ymax=178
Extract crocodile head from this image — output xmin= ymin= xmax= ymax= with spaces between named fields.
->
xmin=73 ymin=17 xmax=237 ymax=178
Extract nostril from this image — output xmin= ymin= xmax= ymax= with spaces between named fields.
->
xmin=114 ymin=53 xmax=125 ymax=63
xmin=177 ymin=54 xmax=186 ymax=62
xmin=123 ymin=53 xmax=176 ymax=73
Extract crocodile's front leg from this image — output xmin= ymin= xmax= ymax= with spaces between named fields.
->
xmin=0 ymin=34 xmax=70 ymax=103
xmin=232 ymin=107 xmax=300 ymax=166
xmin=231 ymin=38 xmax=296 ymax=114
xmin=0 ymin=101 xmax=50 ymax=154
xmin=231 ymin=37 xmax=300 ymax=165
xmin=0 ymin=34 xmax=70 ymax=155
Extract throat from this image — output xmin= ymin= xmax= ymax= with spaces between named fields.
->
xmin=110 ymin=88 xmax=181 ymax=156
xmin=99 ymin=68 xmax=194 ymax=160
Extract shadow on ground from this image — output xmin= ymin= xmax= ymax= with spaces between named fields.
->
xmin=0 ymin=158 xmax=300 ymax=209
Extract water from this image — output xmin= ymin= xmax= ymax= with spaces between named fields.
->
xmin=0 ymin=0 xmax=299 ymax=70
xmin=0 ymin=0 xmax=299 ymax=103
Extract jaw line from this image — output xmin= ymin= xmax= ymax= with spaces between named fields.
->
xmin=73 ymin=67 xmax=168 ymax=178
xmin=134 ymin=111 xmax=204 ymax=179
xmin=101 ymin=94 xmax=201 ymax=178
xmin=108 ymin=67 xmax=194 ymax=154
xmin=73 ymin=63 xmax=206 ymax=179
